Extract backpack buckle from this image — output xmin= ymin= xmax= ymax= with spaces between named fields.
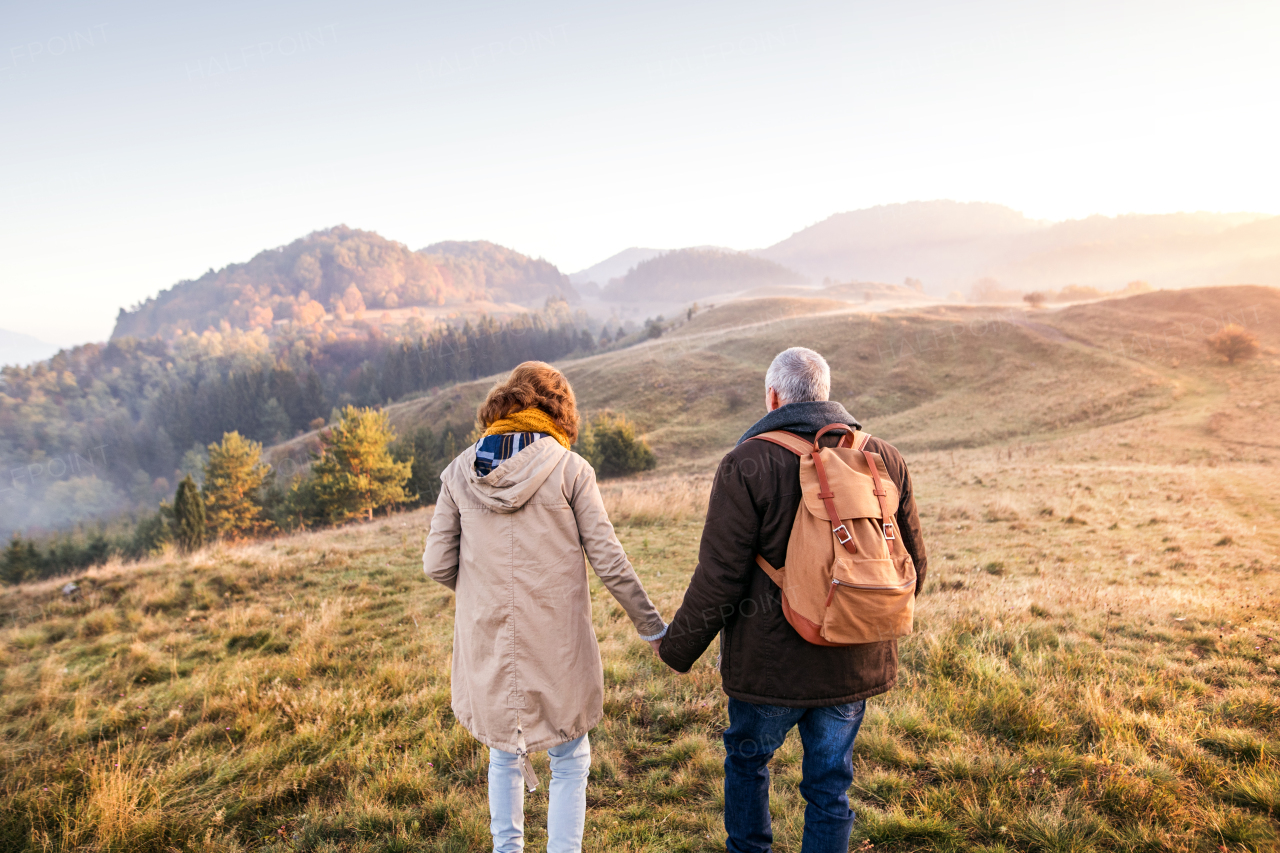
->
xmin=883 ymin=522 xmax=895 ymax=540
xmin=833 ymin=524 xmax=853 ymax=546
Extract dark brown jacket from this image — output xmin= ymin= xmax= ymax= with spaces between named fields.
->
xmin=659 ymin=413 xmax=927 ymax=706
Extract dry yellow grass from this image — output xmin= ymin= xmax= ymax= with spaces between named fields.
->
xmin=598 ymin=475 xmax=712 ymax=527
xmin=4 ymin=421 xmax=1278 ymax=851
xmin=3 ymin=286 xmax=1280 ymax=851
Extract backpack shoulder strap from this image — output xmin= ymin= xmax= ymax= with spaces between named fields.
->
xmin=858 ymin=437 xmax=896 ymax=547
xmin=746 ymin=430 xmax=812 ymax=456
xmin=748 ymin=433 xmax=806 ymax=588
xmin=755 ymin=554 xmax=784 ymax=586
xmin=809 ymin=439 xmax=859 ymax=555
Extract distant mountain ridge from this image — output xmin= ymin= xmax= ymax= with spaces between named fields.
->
xmin=754 ymin=201 xmax=1280 ymax=294
xmin=569 ymin=247 xmax=664 ymax=286
xmin=600 ymin=247 xmax=804 ymax=302
xmin=111 ymin=227 xmax=576 ymax=340
xmin=108 ymin=203 xmax=1280 ymax=340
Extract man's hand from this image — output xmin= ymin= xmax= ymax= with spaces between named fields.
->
xmin=648 ymin=638 xmax=663 ymax=656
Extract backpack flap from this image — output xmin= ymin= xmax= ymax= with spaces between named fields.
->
xmin=797 ymin=449 xmax=900 ymax=527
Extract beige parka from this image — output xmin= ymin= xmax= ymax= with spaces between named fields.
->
xmin=422 ymin=437 xmax=665 ymax=753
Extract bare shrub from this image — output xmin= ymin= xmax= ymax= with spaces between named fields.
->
xmin=1206 ymin=324 xmax=1259 ymax=365
xmin=983 ymin=495 xmax=1022 ymax=522
xmin=936 ymin=505 xmax=973 ymax=522
xmin=970 ymin=277 xmax=1022 ymax=303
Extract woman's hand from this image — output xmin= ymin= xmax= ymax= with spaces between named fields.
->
xmin=648 ymin=638 xmax=663 ymax=656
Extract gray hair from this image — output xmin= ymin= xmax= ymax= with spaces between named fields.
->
xmin=765 ymin=347 xmax=830 ymax=405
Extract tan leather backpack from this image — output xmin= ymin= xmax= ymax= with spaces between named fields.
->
xmin=749 ymin=425 xmax=916 ymax=646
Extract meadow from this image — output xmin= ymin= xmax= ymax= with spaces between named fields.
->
xmin=3 ymin=287 xmax=1279 ymax=852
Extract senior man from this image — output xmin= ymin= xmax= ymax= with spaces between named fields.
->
xmin=659 ymin=346 xmax=928 ymax=853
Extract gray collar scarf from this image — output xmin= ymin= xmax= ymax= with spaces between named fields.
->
xmin=736 ymin=400 xmax=862 ymax=446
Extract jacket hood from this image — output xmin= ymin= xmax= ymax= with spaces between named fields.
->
xmin=737 ymin=401 xmax=862 ymax=445
xmin=456 ymin=437 xmax=568 ymax=513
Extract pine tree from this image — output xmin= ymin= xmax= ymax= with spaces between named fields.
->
xmin=311 ymin=406 xmax=412 ymax=523
xmin=173 ymin=474 xmax=206 ymax=553
xmin=1 ymin=536 xmax=33 ymax=585
xmin=202 ymin=432 xmax=274 ymax=541
xmin=303 ymin=369 xmax=327 ymax=424
xmin=391 ymin=426 xmax=445 ymax=507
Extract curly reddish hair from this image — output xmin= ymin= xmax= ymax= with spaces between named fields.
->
xmin=477 ymin=361 xmax=580 ymax=443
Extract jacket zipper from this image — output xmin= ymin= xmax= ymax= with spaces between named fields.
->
xmin=825 ymin=577 xmax=915 ymax=607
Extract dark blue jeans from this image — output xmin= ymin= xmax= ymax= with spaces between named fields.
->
xmin=723 ymin=697 xmax=867 ymax=853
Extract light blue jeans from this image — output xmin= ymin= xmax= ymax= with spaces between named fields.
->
xmin=489 ymin=733 xmax=590 ymax=853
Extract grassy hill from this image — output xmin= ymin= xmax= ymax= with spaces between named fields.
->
xmin=4 ymin=286 xmax=1279 ymax=851
xmin=296 ymin=286 xmax=1275 ymax=471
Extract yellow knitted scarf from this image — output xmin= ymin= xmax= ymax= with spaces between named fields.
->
xmin=483 ymin=407 xmax=572 ymax=450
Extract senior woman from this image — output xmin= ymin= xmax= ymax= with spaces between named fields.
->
xmin=422 ymin=361 xmax=666 ymax=853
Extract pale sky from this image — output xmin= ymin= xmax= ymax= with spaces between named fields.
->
xmin=3 ymin=0 xmax=1278 ymax=345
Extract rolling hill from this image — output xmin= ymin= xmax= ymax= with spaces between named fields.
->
xmin=269 ymin=284 xmax=1280 ymax=478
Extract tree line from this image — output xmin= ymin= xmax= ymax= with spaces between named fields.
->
xmin=2 ymin=406 xmax=410 ymax=584
xmin=2 ymin=406 xmax=657 ymax=585
xmin=0 ymin=303 xmax=630 ymax=535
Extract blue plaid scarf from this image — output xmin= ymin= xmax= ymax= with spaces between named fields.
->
xmin=474 ymin=432 xmax=549 ymax=476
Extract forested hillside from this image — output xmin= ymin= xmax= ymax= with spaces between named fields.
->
xmin=3 ymin=304 xmax=605 ymax=534
xmin=600 ymin=247 xmax=804 ymax=301
xmin=420 ymin=240 xmax=576 ymax=304
xmin=111 ymin=228 xmax=578 ymax=340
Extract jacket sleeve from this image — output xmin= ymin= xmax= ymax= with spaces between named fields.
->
xmin=422 ymin=479 xmax=462 ymax=591
xmin=659 ymin=449 xmax=760 ymax=673
xmin=890 ymin=453 xmax=928 ymax=597
xmin=570 ymin=461 xmax=667 ymax=639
